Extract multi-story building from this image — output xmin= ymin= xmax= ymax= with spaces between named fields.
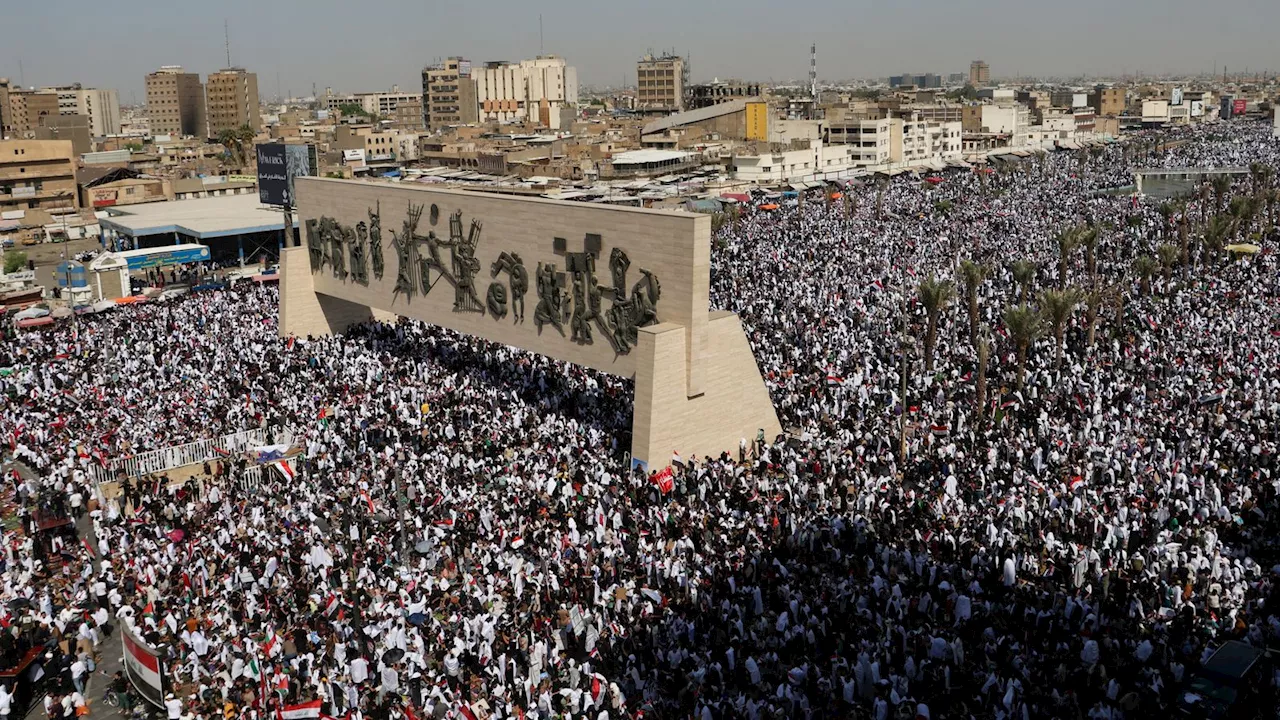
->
xmin=636 ymin=54 xmax=686 ymax=113
xmin=889 ymin=73 xmax=942 ymax=89
xmin=688 ymin=80 xmax=762 ymax=109
xmin=823 ymin=117 xmax=893 ymax=166
xmin=1089 ymin=86 xmax=1126 ymax=116
xmin=475 ymin=56 xmax=579 ymax=129
xmin=145 ymin=66 xmax=206 ymax=138
xmin=913 ymin=104 xmax=965 ymax=124
xmin=969 ymin=60 xmax=990 ymax=87
xmin=728 ymin=140 xmax=860 ymax=184
xmin=49 ymin=84 xmax=121 ymax=136
xmin=0 ymin=78 xmax=9 ymax=137
xmin=0 ymin=139 xmax=78 ymax=213
xmin=390 ymin=98 xmax=425 ymax=131
xmin=6 ymin=89 xmax=59 ymax=137
xmin=205 ymin=68 xmax=261 ymax=137
xmin=421 ymin=58 xmax=479 ymax=130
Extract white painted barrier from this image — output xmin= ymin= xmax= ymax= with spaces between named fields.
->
xmin=91 ymin=426 xmax=297 ymax=486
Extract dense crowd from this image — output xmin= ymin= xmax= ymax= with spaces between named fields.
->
xmin=2 ymin=121 xmax=1280 ymax=720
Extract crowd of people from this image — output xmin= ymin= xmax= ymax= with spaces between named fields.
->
xmin=1 ymin=121 xmax=1279 ymax=720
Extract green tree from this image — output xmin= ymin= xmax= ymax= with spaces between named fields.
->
xmin=1038 ymin=288 xmax=1082 ymax=369
xmin=1055 ymin=226 xmax=1081 ymax=288
xmin=3 ymin=251 xmax=28 ymax=274
xmin=958 ymin=260 xmax=988 ymax=349
xmin=1131 ymin=255 xmax=1158 ymax=296
xmin=917 ymin=275 xmax=955 ymax=372
xmin=1200 ymin=214 xmax=1232 ymax=265
xmin=1157 ymin=243 xmax=1180 ymax=284
xmin=1078 ymin=226 xmax=1100 ymax=279
xmin=1010 ymin=260 xmax=1037 ymax=303
xmin=1083 ymin=284 xmax=1108 ymax=347
xmin=1211 ymin=174 xmax=1232 ymax=213
xmin=1003 ymin=304 xmax=1042 ymax=389
xmin=337 ymin=103 xmax=377 ymax=121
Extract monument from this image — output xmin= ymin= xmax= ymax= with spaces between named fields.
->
xmin=280 ymin=178 xmax=781 ymax=468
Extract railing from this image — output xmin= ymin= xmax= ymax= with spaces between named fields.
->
xmin=90 ymin=426 xmax=297 ymax=487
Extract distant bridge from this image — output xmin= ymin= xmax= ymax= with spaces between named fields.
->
xmin=1134 ymin=167 xmax=1250 ymax=197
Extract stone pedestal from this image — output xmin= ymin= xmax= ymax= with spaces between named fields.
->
xmin=631 ymin=312 xmax=782 ymax=468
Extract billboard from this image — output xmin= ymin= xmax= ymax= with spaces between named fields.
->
xmin=1191 ymin=100 xmax=1205 ymax=117
xmin=122 ymin=624 xmax=166 ymax=709
xmin=745 ymin=102 xmax=769 ymax=141
xmin=1233 ymin=99 xmax=1247 ymax=116
xmin=257 ymin=143 xmax=289 ymax=206
xmin=257 ymin=143 xmax=315 ymax=207
xmin=124 ymin=245 xmax=211 ymax=270
xmin=1171 ymin=88 xmax=1184 ymax=106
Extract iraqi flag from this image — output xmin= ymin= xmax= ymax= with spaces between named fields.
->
xmin=1069 ymin=476 xmax=1086 ymax=492
xmin=323 ymin=594 xmax=340 ymax=617
xmin=280 ymin=700 xmax=322 ymax=720
xmin=510 ymin=536 xmax=525 ymax=550
xmin=273 ymin=459 xmax=295 ymax=481
xmin=930 ymin=424 xmax=950 ymax=437
xmin=825 ymin=374 xmax=846 ymax=386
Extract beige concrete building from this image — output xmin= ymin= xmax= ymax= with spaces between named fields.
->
xmin=283 ymin=178 xmax=781 ymax=466
xmin=0 ymin=78 xmax=10 ymax=137
xmin=476 ymin=56 xmax=579 ymax=129
xmin=206 ymin=68 xmax=261 ymax=137
xmin=969 ymin=60 xmax=990 ymax=86
xmin=0 ymin=139 xmax=78 ymax=213
xmin=50 ymin=84 xmax=121 ymax=136
xmin=636 ymin=54 xmax=686 ymax=112
xmin=6 ymin=89 xmax=60 ymax=137
xmin=421 ymin=58 xmax=479 ymax=130
xmin=146 ymin=66 xmax=207 ymax=138
xmin=1090 ymin=86 xmax=1126 ymax=116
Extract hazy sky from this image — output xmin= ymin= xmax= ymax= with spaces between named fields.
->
xmin=7 ymin=0 xmax=1278 ymax=101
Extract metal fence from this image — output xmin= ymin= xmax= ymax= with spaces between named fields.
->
xmin=91 ymin=426 xmax=297 ymax=486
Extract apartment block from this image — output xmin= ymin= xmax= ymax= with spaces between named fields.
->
xmin=6 ymin=89 xmax=59 ymax=136
xmin=206 ymin=68 xmax=261 ymax=137
xmin=969 ymin=60 xmax=990 ymax=87
xmin=636 ymin=54 xmax=685 ymax=113
xmin=1090 ymin=86 xmax=1126 ymax=116
xmin=476 ymin=56 xmax=579 ymax=129
xmin=146 ymin=66 xmax=207 ymax=138
xmin=421 ymin=58 xmax=479 ymax=130
xmin=50 ymin=84 xmax=121 ymax=136
xmin=0 ymin=139 xmax=78 ymax=213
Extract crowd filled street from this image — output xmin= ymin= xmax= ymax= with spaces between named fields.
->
xmin=2 ymin=121 xmax=1280 ymax=720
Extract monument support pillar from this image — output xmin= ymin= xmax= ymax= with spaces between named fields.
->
xmin=630 ymin=312 xmax=782 ymax=469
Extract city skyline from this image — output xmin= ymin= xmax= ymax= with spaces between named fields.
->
xmin=5 ymin=0 xmax=1279 ymax=102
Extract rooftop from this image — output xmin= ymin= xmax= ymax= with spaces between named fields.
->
xmin=98 ymin=193 xmax=296 ymax=240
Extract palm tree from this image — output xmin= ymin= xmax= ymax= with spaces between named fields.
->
xmin=1004 ymin=305 xmax=1042 ymax=389
xmin=1176 ymin=200 xmax=1191 ymax=266
xmin=958 ymin=260 xmax=987 ymax=349
xmin=1198 ymin=183 xmax=1213 ymax=227
xmin=1039 ymin=288 xmax=1081 ymax=370
xmin=1211 ymin=174 xmax=1232 ymax=213
xmin=1083 ymin=285 xmax=1107 ymax=347
xmin=1010 ymin=260 xmax=1037 ymax=303
xmin=875 ymin=176 xmax=889 ymax=220
xmin=1157 ymin=244 xmax=1180 ymax=284
xmin=975 ymin=325 xmax=991 ymax=420
xmin=1132 ymin=255 xmax=1158 ymax=296
xmin=1250 ymin=162 xmax=1267 ymax=198
xmin=917 ymin=276 xmax=955 ymax=373
xmin=1055 ymin=227 xmax=1081 ymax=288
xmin=1157 ymin=203 xmax=1175 ymax=241
xmin=218 ymin=128 xmax=243 ymax=165
xmin=1078 ymin=226 xmax=1100 ymax=279
xmin=1202 ymin=214 xmax=1233 ymax=265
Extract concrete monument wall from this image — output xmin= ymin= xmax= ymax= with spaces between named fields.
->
xmin=281 ymin=178 xmax=780 ymax=466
